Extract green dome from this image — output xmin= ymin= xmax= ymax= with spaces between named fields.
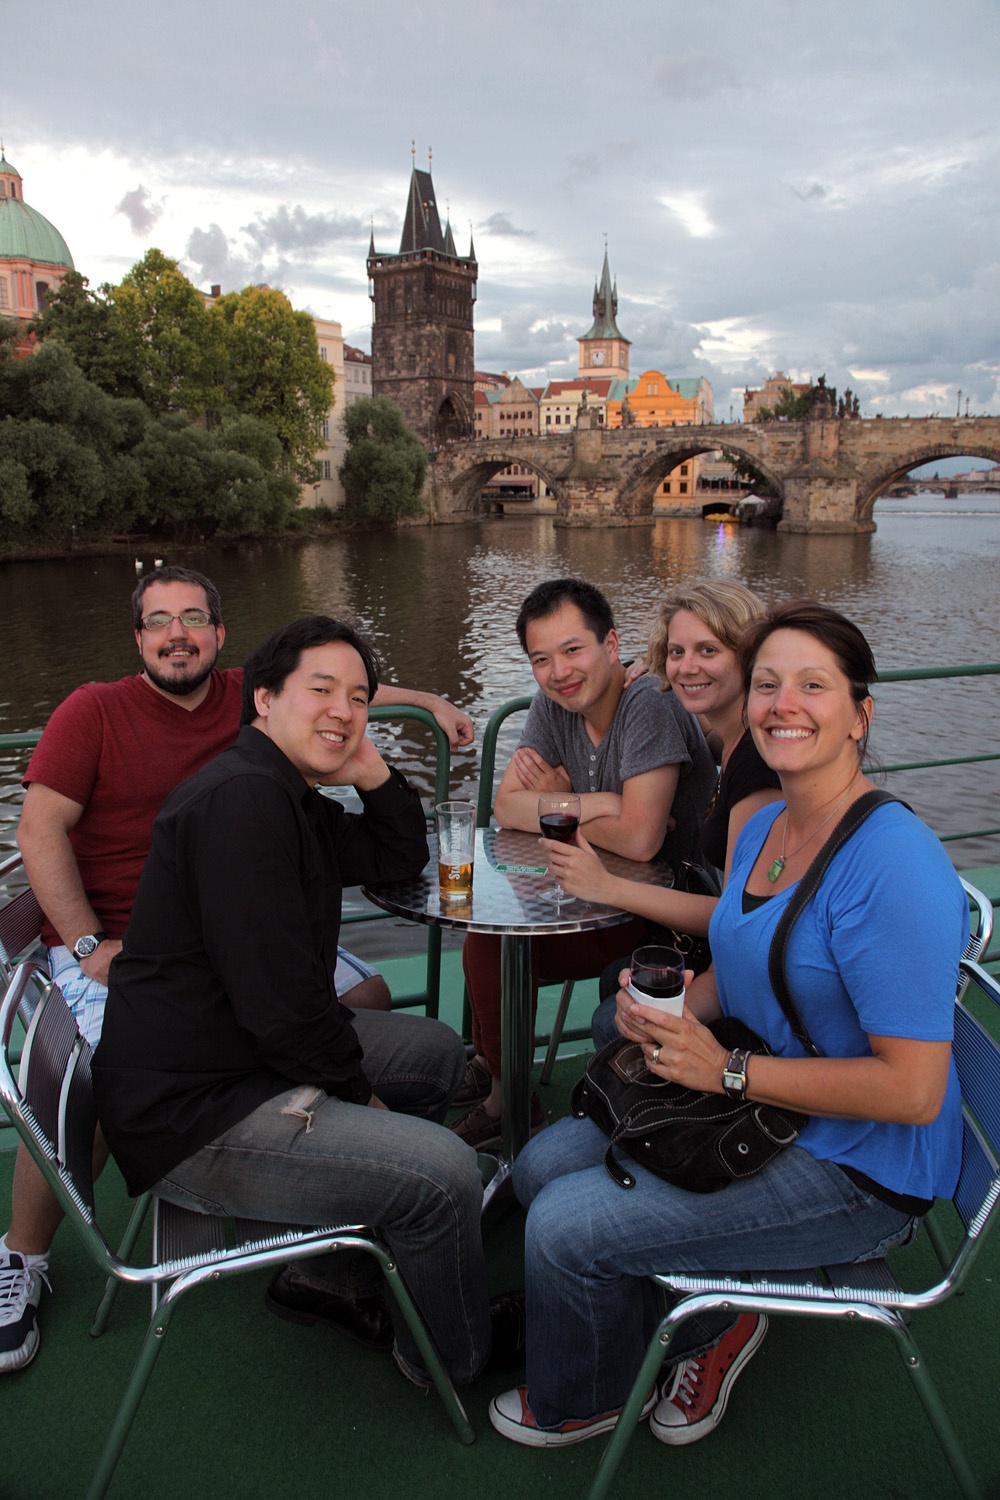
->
xmin=0 ymin=158 xmax=74 ymax=269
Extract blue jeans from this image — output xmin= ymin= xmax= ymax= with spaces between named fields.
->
xmin=156 ymin=1010 xmax=490 ymax=1385
xmin=513 ymin=1115 xmax=919 ymax=1428
xmin=591 ymin=992 xmax=620 ymax=1051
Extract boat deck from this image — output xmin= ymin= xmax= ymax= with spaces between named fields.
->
xmin=6 ymin=907 xmax=1000 ymax=1500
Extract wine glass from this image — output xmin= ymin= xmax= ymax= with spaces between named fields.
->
xmin=537 ymin=793 xmax=582 ymax=906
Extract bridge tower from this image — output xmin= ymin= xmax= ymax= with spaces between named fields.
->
xmin=577 ymin=250 xmax=630 ymax=380
xmin=367 ymin=156 xmax=477 ymax=445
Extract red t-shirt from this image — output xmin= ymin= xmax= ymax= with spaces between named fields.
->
xmin=22 ymin=669 xmax=245 ymax=944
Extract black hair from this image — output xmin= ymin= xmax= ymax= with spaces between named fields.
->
xmin=515 ymin=578 xmax=616 ymax=653
xmin=240 ymin=615 xmax=382 ymax=726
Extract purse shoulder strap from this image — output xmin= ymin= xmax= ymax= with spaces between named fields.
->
xmin=766 ymin=788 xmax=899 ymax=1056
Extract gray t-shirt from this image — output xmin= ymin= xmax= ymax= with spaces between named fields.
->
xmin=517 ymin=673 xmax=716 ymax=869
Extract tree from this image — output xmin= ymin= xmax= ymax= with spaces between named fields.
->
xmin=339 ymin=398 xmax=427 ymax=522
xmin=28 ymin=271 xmax=127 ymax=397
xmin=111 ymin=249 xmax=222 ymax=415
xmin=0 ymin=335 xmax=147 ymax=547
xmin=755 ymin=384 xmax=814 ymax=421
xmin=208 ymin=285 xmax=334 ymax=481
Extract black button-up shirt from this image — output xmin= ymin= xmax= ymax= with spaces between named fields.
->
xmin=93 ymin=726 xmax=429 ymax=1195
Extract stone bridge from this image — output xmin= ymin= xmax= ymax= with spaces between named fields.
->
xmin=423 ymin=412 xmax=1000 ymax=532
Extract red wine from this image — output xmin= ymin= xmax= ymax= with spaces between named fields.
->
xmin=631 ymin=977 xmax=683 ymax=1001
xmin=539 ymin=812 xmax=580 ymax=843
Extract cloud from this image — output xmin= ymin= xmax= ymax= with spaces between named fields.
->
xmin=650 ymin=53 xmax=740 ymax=102
xmin=659 ymin=194 xmax=717 ymax=239
xmin=115 ymin=185 xmax=163 ymax=236
xmin=183 ymin=223 xmax=260 ymax=291
xmin=479 ymin=213 xmax=535 ymax=238
xmin=243 ymin=204 xmax=372 ymax=256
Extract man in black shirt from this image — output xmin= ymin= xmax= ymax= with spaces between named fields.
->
xmin=93 ymin=616 xmax=491 ymax=1385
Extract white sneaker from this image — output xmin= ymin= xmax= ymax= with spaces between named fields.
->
xmin=0 ymin=1251 xmax=50 ymax=1373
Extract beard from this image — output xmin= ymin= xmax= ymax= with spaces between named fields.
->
xmin=142 ymin=649 xmax=217 ymax=697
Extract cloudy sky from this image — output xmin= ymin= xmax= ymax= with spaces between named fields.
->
xmin=7 ymin=0 xmax=999 ymax=420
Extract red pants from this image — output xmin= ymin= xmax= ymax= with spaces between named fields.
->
xmin=461 ymin=918 xmax=648 ymax=1077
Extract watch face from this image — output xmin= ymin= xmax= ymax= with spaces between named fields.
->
xmin=74 ymin=935 xmax=99 ymax=958
xmin=591 ymin=349 xmax=606 ymax=366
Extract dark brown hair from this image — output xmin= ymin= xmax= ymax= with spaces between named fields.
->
xmin=739 ymin=600 xmax=877 ymax=757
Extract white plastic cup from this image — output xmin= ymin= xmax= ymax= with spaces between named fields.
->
xmin=627 ymin=944 xmax=686 ymax=1016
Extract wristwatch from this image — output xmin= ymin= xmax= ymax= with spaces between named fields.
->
xmin=722 ymin=1047 xmax=752 ymax=1100
xmin=72 ymin=932 xmax=107 ymax=961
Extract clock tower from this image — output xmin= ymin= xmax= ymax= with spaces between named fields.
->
xmin=577 ymin=250 xmax=630 ymax=380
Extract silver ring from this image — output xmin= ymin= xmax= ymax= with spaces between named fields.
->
xmin=651 ymin=1045 xmax=661 ymax=1065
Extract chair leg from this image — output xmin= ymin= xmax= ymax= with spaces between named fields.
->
xmin=585 ymin=1320 xmax=670 ymax=1500
xmin=539 ymin=980 xmax=574 ymax=1085
xmin=90 ymin=1193 xmax=152 ymax=1337
xmin=376 ymin=1250 xmax=475 ymax=1444
xmin=888 ymin=1315 xmax=982 ymax=1500
xmin=86 ymin=1275 xmax=183 ymax=1500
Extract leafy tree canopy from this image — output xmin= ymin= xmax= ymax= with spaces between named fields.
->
xmin=339 ymin=397 xmax=427 ymax=523
xmin=33 ymin=255 xmax=333 ymax=482
xmin=208 ymin=285 xmax=334 ymax=480
xmin=0 ymin=336 xmax=301 ymax=552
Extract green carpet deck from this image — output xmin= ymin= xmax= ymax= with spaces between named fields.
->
xmin=5 ymin=947 xmax=1000 ymax=1499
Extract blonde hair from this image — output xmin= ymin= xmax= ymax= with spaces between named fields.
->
xmin=647 ymin=580 xmax=766 ymax=682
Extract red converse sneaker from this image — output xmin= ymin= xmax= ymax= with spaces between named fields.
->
xmin=490 ymin=1384 xmax=656 ymax=1448
xmin=649 ymin=1313 xmax=768 ymax=1446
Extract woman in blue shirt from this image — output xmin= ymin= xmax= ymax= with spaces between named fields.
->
xmin=490 ymin=601 xmax=966 ymax=1451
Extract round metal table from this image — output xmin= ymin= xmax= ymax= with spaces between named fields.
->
xmin=364 ymin=826 xmax=675 ymax=1198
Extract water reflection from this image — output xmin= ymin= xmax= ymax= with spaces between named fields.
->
xmin=1 ymin=499 xmax=997 ymax=864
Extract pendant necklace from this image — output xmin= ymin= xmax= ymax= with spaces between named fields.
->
xmin=766 ymin=779 xmax=860 ymax=883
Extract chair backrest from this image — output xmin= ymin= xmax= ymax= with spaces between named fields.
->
xmin=476 ymin=696 xmax=532 ymax=826
xmin=949 ymin=960 xmax=1000 ymax=1253
xmin=0 ymin=965 xmax=98 ymax=1220
xmin=0 ymin=855 xmax=46 ymax=982
xmin=959 ymin=879 xmax=994 ymax=965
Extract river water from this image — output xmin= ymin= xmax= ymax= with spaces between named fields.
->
xmin=1 ymin=495 xmax=998 ymax=867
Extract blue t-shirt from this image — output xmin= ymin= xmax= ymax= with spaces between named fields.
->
xmin=709 ymin=801 xmax=966 ymax=1201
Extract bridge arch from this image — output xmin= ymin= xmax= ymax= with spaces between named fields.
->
xmin=428 ymin=443 xmax=565 ymax=516
xmin=856 ymin=442 xmax=1000 ymax=523
xmin=614 ymin=436 xmax=783 ymax=518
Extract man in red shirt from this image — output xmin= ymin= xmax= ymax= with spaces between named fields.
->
xmin=0 ymin=564 xmax=472 ymax=1374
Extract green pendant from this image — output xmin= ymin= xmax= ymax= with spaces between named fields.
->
xmin=766 ymin=855 xmax=785 ymax=883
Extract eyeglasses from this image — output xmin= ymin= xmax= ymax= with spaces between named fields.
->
xmin=140 ymin=610 xmax=215 ymax=632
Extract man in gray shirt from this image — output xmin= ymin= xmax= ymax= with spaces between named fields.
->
xmin=452 ymin=577 xmax=716 ymax=1149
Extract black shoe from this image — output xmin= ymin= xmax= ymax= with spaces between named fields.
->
xmin=487 ymin=1291 xmax=526 ymax=1372
xmin=265 ymin=1267 xmax=394 ymax=1351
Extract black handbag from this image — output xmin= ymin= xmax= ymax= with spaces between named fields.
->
xmin=571 ymin=791 xmax=897 ymax=1192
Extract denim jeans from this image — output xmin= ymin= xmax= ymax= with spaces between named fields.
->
xmin=513 ymin=1115 xmax=919 ymax=1428
xmin=156 ymin=1010 xmax=490 ymax=1384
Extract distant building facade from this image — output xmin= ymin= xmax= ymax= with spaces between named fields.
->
xmin=0 ymin=151 xmax=74 ymax=350
xmin=309 ymin=316 xmax=347 ymax=509
xmin=368 ymin=161 xmax=477 ymax=445
xmin=342 ymin=342 xmax=372 ymax=407
xmin=743 ymin=370 xmax=810 ymax=421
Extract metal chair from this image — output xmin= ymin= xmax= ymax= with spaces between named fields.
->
xmin=0 ymin=964 xmax=475 ymax=1500
xmin=584 ymin=954 xmax=1000 ymax=1500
